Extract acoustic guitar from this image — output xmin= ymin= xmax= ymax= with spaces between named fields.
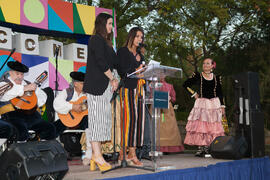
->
xmin=0 ymin=82 xmax=13 ymax=96
xmin=10 ymin=71 xmax=48 ymax=111
xmin=0 ymin=82 xmax=14 ymax=115
xmin=58 ymin=96 xmax=88 ymax=128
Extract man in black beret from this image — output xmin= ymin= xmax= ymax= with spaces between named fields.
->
xmin=0 ymin=61 xmax=56 ymax=142
xmin=53 ymin=71 xmax=91 ymax=164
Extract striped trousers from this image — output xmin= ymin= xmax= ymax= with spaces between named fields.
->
xmin=85 ymin=85 xmax=112 ymax=142
xmin=120 ymin=87 xmax=145 ymax=147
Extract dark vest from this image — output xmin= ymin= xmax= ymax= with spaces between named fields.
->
xmin=65 ymin=87 xmax=75 ymax=101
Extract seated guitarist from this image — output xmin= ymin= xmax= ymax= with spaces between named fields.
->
xmin=0 ymin=61 xmax=56 ymax=141
xmin=53 ymin=71 xmax=91 ymax=165
xmin=53 ymin=71 xmax=88 ymax=136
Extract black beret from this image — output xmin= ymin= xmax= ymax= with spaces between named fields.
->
xmin=70 ymin=71 xmax=85 ymax=82
xmin=7 ymin=61 xmax=29 ymax=73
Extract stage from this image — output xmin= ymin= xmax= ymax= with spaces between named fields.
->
xmin=63 ymin=153 xmax=270 ymax=180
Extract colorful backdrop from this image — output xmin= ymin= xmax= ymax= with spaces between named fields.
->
xmin=0 ymin=0 xmax=117 ymax=36
xmin=0 ymin=49 xmax=86 ymax=90
xmin=0 ymin=0 xmax=115 ymax=90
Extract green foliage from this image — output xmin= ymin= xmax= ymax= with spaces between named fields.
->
xmin=72 ymin=0 xmax=270 ymax=129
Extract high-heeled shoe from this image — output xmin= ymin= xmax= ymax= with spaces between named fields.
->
xmin=127 ymin=155 xmax=143 ymax=166
xmin=90 ymin=159 xmax=112 ymax=172
xmin=128 ymin=148 xmax=143 ymax=166
xmin=90 ymin=160 xmax=96 ymax=171
xmin=118 ymin=147 xmax=131 ymax=164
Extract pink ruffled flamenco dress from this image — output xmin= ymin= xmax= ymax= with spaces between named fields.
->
xmin=184 ymin=97 xmax=225 ymax=147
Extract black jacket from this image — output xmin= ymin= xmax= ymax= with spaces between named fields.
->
xmin=183 ymin=72 xmax=224 ymax=105
xmin=117 ymin=47 xmax=142 ymax=89
xmin=83 ymin=34 xmax=117 ymax=95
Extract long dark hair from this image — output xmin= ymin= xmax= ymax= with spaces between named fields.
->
xmin=124 ymin=27 xmax=144 ymax=49
xmin=94 ymin=13 xmax=113 ymax=47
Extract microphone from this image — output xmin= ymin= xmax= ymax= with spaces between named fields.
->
xmin=139 ymin=43 xmax=147 ymax=48
xmin=54 ymin=46 xmax=60 ymax=57
xmin=136 ymin=43 xmax=147 ymax=54
xmin=141 ymin=61 xmax=146 ymax=68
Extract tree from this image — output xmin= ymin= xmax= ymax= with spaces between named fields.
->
xmin=71 ymin=0 xmax=270 ymax=126
xmin=146 ymin=0 xmax=270 ymax=77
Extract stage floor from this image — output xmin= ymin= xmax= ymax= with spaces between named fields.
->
xmin=63 ymin=153 xmax=232 ymax=180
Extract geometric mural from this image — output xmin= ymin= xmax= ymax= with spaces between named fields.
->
xmin=49 ymin=58 xmax=73 ymax=91
xmin=0 ymin=0 xmax=20 ymax=25
xmin=48 ymin=0 xmax=73 ymax=33
xmin=74 ymin=61 xmax=86 ymax=73
xmin=0 ymin=1 xmax=117 ymax=89
xmin=0 ymin=49 xmax=21 ymax=78
xmin=22 ymin=54 xmax=49 ymax=88
xmin=20 ymin=0 xmax=48 ymax=29
xmin=73 ymin=3 xmax=95 ymax=35
xmin=0 ymin=0 xmax=117 ymax=36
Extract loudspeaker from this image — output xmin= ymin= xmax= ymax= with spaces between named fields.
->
xmin=233 ymin=72 xmax=265 ymax=158
xmin=0 ymin=140 xmax=68 ymax=180
xmin=210 ymin=136 xmax=248 ymax=160
xmin=233 ymin=71 xmax=261 ymax=110
xmin=243 ymin=111 xmax=265 ymax=157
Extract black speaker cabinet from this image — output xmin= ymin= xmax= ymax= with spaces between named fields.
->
xmin=0 ymin=140 xmax=68 ymax=180
xmin=210 ymin=136 xmax=248 ymax=160
xmin=233 ymin=72 xmax=265 ymax=158
xmin=233 ymin=71 xmax=261 ymax=111
xmin=244 ymin=111 xmax=265 ymax=157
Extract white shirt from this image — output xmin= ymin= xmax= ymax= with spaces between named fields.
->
xmin=53 ymin=88 xmax=86 ymax=115
xmin=0 ymin=77 xmax=47 ymax=107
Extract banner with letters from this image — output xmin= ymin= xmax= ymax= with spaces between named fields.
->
xmin=0 ymin=0 xmax=116 ymax=90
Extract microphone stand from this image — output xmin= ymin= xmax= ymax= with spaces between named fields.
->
xmin=107 ymin=78 xmax=124 ymax=164
xmin=54 ymin=47 xmax=60 ymax=97
xmin=0 ymin=48 xmax=16 ymax=76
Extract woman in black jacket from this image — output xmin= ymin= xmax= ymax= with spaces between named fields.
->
xmin=117 ymin=27 xmax=145 ymax=166
xmin=83 ymin=13 xmax=118 ymax=172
